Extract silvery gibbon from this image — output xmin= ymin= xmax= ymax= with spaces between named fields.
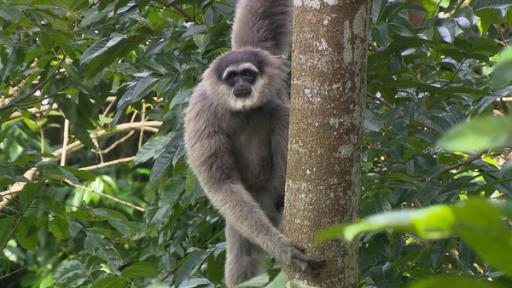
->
xmin=184 ymin=0 xmax=325 ymax=285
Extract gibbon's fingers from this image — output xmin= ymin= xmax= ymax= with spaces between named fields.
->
xmin=291 ymin=242 xmax=306 ymax=254
xmin=290 ymin=247 xmax=326 ymax=274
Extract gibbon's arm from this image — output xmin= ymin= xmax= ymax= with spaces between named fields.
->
xmin=186 ymin=123 xmax=284 ymax=255
xmin=185 ymin=114 xmax=323 ymax=270
xmin=231 ymin=0 xmax=292 ymax=56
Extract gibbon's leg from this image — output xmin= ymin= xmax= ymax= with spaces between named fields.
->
xmin=225 ymin=224 xmax=266 ymax=287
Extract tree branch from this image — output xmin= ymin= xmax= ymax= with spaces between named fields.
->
xmin=0 ymin=121 xmax=161 ymax=210
xmin=63 ymin=179 xmax=144 ymax=212
xmin=79 ymin=156 xmax=136 ymax=171
xmin=100 ymin=131 xmax=135 ymax=154
xmin=430 ymin=152 xmax=484 ymax=179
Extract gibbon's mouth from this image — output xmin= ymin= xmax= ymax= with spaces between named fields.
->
xmin=233 ymin=87 xmax=252 ymax=98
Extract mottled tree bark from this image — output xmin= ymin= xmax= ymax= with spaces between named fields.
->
xmin=282 ymin=0 xmax=368 ymax=287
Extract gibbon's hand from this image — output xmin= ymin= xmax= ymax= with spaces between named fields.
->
xmin=277 ymin=237 xmax=326 ymax=273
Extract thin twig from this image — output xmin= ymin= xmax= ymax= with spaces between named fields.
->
xmin=52 ymin=121 xmax=161 ymax=156
xmin=63 ymin=179 xmax=145 ymax=212
xmin=130 ymin=111 xmax=138 ymax=122
xmin=101 ymin=131 xmax=135 ymax=154
xmin=79 ymin=156 xmax=136 ymax=171
xmin=139 ymin=102 xmax=146 ymax=149
xmin=102 ymin=98 xmax=116 ymax=117
xmin=0 ymin=266 xmax=25 ymax=281
xmin=92 ymin=136 xmax=104 ymax=164
xmin=40 ymin=125 xmax=45 ymax=154
xmin=60 ymin=119 xmax=70 ymax=166
xmin=430 ymin=152 xmax=484 ymax=179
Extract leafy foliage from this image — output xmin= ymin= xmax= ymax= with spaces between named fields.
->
xmin=0 ymin=0 xmax=511 ymax=287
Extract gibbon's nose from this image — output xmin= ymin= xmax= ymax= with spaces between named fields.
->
xmin=233 ymin=86 xmax=252 ymax=98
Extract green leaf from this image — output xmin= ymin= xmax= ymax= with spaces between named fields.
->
xmin=135 ymin=134 xmax=174 ymax=164
xmin=410 ymin=275 xmax=501 ymax=288
xmin=178 ymin=278 xmax=211 ymax=288
xmin=0 ymin=216 xmax=15 ymax=247
xmin=475 ymin=8 xmax=506 ymax=32
xmin=15 ymin=216 xmax=38 ymax=249
xmin=91 ymin=275 xmax=126 ymax=288
xmin=235 ymin=273 xmax=270 ymax=288
xmin=48 ymin=217 xmax=69 ymax=241
xmin=149 ymin=142 xmax=176 ymax=183
xmin=437 ymin=26 xmax=454 ymax=43
xmin=174 ymin=250 xmax=210 ymax=287
xmin=0 ymin=6 xmax=22 ymax=22
xmin=54 ymin=260 xmax=89 ymax=288
xmin=437 ymin=116 xmax=512 ymax=152
xmin=454 ymin=200 xmax=512 ymax=276
xmin=91 ymin=208 xmax=135 ymax=237
xmin=112 ymin=76 xmax=158 ymax=124
xmin=55 ymin=97 xmax=96 ymax=149
xmin=80 ymin=37 xmax=124 ymax=64
xmin=491 ymin=47 xmax=512 ymax=88
xmin=264 ymin=272 xmax=288 ymax=288
xmin=192 ymin=34 xmax=210 ymax=51
xmin=315 ymin=205 xmax=455 ymax=243
xmin=80 ymin=34 xmax=147 ymax=78
xmin=169 ymin=89 xmax=192 ymax=110
xmin=121 ymin=261 xmax=159 ymax=279
xmin=146 ymin=282 xmax=171 ymax=288
xmin=84 ymin=232 xmax=123 ymax=270
xmin=476 ymin=86 xmax=512 ymax=113
xmin=472 ymin=0 xmax=512 ymax=10
xmin=118 ymin=77 xmax=158 ymax=109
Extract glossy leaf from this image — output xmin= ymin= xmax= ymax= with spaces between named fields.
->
xmin=410 ymin=275 xmax=501 ymax=288
xmin=438 ymin=116 xmax=512 ymax=152
xmin=121 ymin=261 xmax=159 ymax=279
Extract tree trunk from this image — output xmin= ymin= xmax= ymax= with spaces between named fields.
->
xmin=282 ymin=1 xmax=368 ymax=287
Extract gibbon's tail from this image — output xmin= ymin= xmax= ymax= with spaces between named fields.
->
xmin=231 ymin=0 xmax=292 ymax=56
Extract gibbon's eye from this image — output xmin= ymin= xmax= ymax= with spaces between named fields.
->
xmin=240 ymin=69 xmax=257 ymax=83
xmin=224 ymin=71 xmax=239 ymax=86
xmin=240 ymin=69 xmax=257 ymax=78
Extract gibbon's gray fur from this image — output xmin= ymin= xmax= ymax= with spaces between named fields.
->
xmin=184 ymin=0 xmax=325 ymax=286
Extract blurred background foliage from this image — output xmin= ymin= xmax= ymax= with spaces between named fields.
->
xmin=0 ymin=0 xmax=511 ymax=287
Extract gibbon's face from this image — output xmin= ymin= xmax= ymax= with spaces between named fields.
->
xmin=210 ymin=49 xmax=280 ymax=111
xmin=222 ymin=63 xmax=259 ymax=99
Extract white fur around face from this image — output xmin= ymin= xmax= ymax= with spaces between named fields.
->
xmin=206 ymin=62 xmax=271 ymax=111
xmin=226 ymin=77 xmax=267 ymax=111
xmin=203 ymin=49 xmax=283 ymax=112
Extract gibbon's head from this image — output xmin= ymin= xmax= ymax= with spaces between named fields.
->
xmin=204 ymin=48 xmax=283 ymax=111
